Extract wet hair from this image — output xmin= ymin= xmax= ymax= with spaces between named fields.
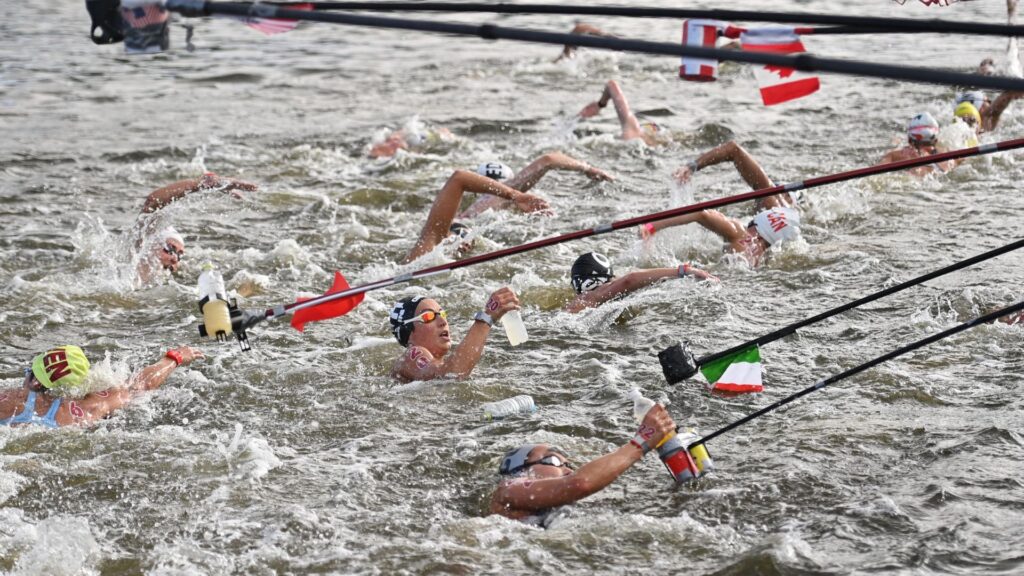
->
xmin=389 ymin=296 xmax=424 ymax=347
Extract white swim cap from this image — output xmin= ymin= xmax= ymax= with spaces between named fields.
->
xmin=751 ymin=207 xmax=801 ymax=246
xmin=907 ymin=112 xmax=939 ymax=146
xmin=476 ymin=162 xmax=515 ymax=181
xmin=160 ymin=226 xmax=184 ymax=245
xmin=956 ymin=90 xmax=987 ymax=111
xmin=404 ymin=130 xmax=428 ymax=147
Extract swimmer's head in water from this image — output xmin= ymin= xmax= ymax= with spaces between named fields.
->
xmin=477 ymin=162 xmax=515 ymax=182
xmin=749 ymin=207 xmax=801 ymax=247
xmin=570 ymin=252 xmax=615 ymax=294
xmin=640 ymin=121 xmax=662 ymax=136
xmin=30 ymin=345 xmax=91 ymax=396
xmin=449 ymin=221 xmax=472 ymax=240
xmin=499 ymin=444 xmax=573 ymax=476
xmin=954 ymin=101 xmax=982 ymax=130
xmin=446 ymin=221 xmax=475 ymax=255
xmin=389 ymin=295 xmax=425 ymax=347
xmin=907 ymin=112 xmax=939 ymax=147
xmin=156 ymin=226 xmax=185 ymax=273
xmin=956 ymin=90 xmax=988 ymax=113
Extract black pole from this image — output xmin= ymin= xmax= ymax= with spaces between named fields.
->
xmin=165 ymin=1 xmax=1024 ymax=92
xmin=276 ymin=2 xmax=1024 ymax=38
xmin=694 ymin=237 xmax=1024 ymax=368
xmin=693 ymin=300 xmax=1024 ymax=446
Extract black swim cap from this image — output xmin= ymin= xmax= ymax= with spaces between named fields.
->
xmin=389 ymin=296 xmax=424 ymax=347
xmin=449 ymin=221 xmax=472 ymax=240
xmin=570 ymin=252 xmax=614 ymax=294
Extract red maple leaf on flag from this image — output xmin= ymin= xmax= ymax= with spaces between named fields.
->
xmin=764 ymin=65 xmax=795 ymax=79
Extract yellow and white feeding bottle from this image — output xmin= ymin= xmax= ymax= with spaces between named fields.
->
xmin=197 ymin=263 xmax=233 ymax=340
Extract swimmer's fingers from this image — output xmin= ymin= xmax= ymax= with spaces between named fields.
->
xmin=695 ymin=270 xmax=720 ymax=283
xmin=485 ymin=287 xmax=520 ymax=319
xmin=672 ymin=167 xmax=693 ymax=184
xmin=515 ymin=193 xmax=551 ymax=214
xmin=640 ymin=404 xmax=676 ymax=447
xmin=225 ymin=179 xmax=259 ymax=194
xmin=578 ymin=102 xmax=601 ymax=119
xmin=586 ymin=167 xmax=614 ymax=181
xmin=174 ymin=346 xmax=206 ymax=366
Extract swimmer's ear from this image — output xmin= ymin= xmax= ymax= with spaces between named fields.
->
xmin=658 ymin=341 xmax=699 ymax=384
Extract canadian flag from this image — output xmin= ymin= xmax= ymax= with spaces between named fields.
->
xmin=740 ymin=27 xmax=820 ymax=106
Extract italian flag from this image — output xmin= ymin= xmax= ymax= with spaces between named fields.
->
xmin=740 ymin=27 xmax=820 ymax=106
xmin=700 ymin=345 xmax=764 ymax=393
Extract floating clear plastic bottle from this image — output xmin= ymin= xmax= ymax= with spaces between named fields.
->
xmin=482 ymin=395 xmax=536 ymax=421
xmin=628 ymin=388 xmax=703 ymax=482
xmin=501 ymin=310 xmax=529 ymax=346
xmin=197 ymin=264 xmax=232 ymax=340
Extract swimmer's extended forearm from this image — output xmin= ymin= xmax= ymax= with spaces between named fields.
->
xmin=457 ymin=170 xmax=524 ymax=201
xmin=140 ymin=178 xmax=205 ymax=213
xmin=442 ymin=322 xmax=492 ymax=378
xmin=128 ymin=358 xmax=178 ymax=392
xmin=570 ymin=443 xmax=644 ymax=498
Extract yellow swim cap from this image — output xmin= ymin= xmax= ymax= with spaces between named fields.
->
xmin=954 ymin=102 xmax=982 ymax=127
xmin=31 ymin=345 xmax=91 ymax=395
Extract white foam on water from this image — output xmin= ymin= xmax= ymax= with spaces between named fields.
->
xmin=79 ymin=351 xmax=133 ymax=398
xmin=11 ymin=515 xmax=100 ymax=576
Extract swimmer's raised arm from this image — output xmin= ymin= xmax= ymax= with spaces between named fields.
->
xmin=392 ymin=288 xmax=520 ymax=381
xmin=140 ymin=173 xmax=257 ymax=214
xmin=554 ymin=23 xmax=612 ymax=62
xmin=407 ymin=171 xmax=550 ymax=262
xmin=490 ymin=405 xmax=675 ymax=513
xmin=440 ymin=288 xmax=519 ymax=378
xmin=984 ymin=90 xmax=1024 ymax=131
xmin=643 ymin=209 xmax=746 ymax=243
xmin=506 ymin=152 xmax=613 ymax=192
xmin=69 ymin=346 xmax=204 ymax=425
xmin=578 ymin=80 xmax=647 ymax=142
xmin=674 ymin=141 xmax=774 ymax=191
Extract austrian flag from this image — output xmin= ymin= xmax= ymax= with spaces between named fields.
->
xmin=740 ymin=28 xmax=820 ymax=106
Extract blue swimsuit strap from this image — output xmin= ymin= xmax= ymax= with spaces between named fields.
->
xmin=0 ymin=391 xmax=61 ymax=427
xmin=43 ymin=395 xmax=61 ymax=423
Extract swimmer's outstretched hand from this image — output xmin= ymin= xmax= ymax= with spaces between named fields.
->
xmin=578 ymin=101 xmax=602 ymax=119
xmin=639 ymin=404 xmax=676 ymax=449
xmin=484 ymin=287 xmax=520 ymax=322
xmin=514 ymin=192 xmax=553 ymax=215
xmin=688 ymin=268 xmax=719 ymax=283
xmin=200 ymin=173 xmax=259 ymax=199
xmin=171 ymin=346 xmax=206 ymax=366
xmin=584 ymin=166 xmax=614 ymax=182
xmin=672 ymin=166 xmax=694 ymax=185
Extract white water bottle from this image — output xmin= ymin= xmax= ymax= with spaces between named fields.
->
xmin=628 ymin=388 xmax=700 ymax=482
xmin=628 ymin=388 xmax=656 ymax=424
xmin=482 ymin=395 xmax=536 ymax=421
xmin=501 ymin=309 xmax=529 ymax=346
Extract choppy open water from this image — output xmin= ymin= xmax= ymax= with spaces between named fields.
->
xmin=1 ymin=0 xmax=1023 ymax=574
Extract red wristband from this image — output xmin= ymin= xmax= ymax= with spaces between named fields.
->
xmin=643 ymin=223 xmax=656 ymax=236
xmin=165 ymin=350 xmax=183 ymax=366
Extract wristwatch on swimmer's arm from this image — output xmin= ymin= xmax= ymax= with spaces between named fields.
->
xmin=473 ymin=311 xmax=494 ymax=327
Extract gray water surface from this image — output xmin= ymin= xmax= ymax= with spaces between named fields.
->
xmin=1 ymin=1 xmax=1023 ymax=574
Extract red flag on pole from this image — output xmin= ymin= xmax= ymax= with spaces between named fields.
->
xmin=242 ymin=3 xmax=313 ymax=35
xmin=290 ymin=271 xmax=365 ymax=332
xmin=741 ymin=27 xmax=820 ymax=106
